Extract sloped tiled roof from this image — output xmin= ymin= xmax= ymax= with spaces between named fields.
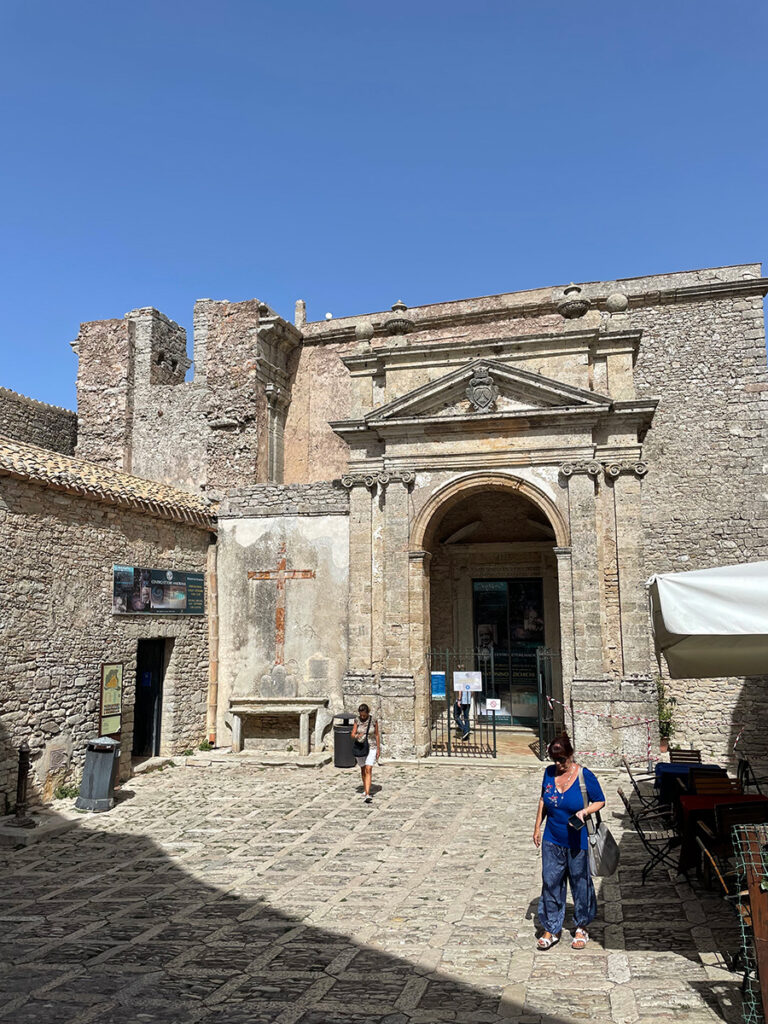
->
xmin=0 ymin=435 xmax=217 ymax=529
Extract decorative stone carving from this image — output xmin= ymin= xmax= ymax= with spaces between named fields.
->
xmin=341 ymin=470 xmax=415 ymax=490
xmin=383 ymin=300 xmax=413 ymax=336
xmin=355 ymin=321 xmax=375 ymax=341
xmin=605 ymin=291 xmax=629 ymax=313
xmin=557 ymin=284 xmax=591 ymax=320
xmin=465 ymin=365 xmax=499 ymax=412
xmin=560 ymin=460 xmax=648 ymax=479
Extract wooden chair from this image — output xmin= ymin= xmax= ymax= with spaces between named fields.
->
xmin=737 ymin=758 xmax=768 ymax=796
xmin=690 ymin=776 xmax=742 ymax=797
xmin=617 ymin=786 xmax=680 ymax=885
xmin=669 ymin=749 xmax=703 ymax=764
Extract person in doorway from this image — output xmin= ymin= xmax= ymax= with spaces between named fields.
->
xmin=532 ymin=730 xmax=605 ymax=950
xmin=455 ymin=688 xmax=471 ymax=740
xmin=351 ymin=703 xmax=380 ymax=804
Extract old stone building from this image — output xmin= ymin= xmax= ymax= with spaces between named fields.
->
xmin=1 ymin=262 xmax=767 ymax=799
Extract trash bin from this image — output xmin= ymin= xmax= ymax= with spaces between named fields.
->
xmin=75 ymin=737 xmax=121 ymax=812
xmin=333 ymin=713 xmax=357 ymax=768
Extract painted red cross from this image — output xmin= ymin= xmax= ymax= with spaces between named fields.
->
xmin=247 ymin=542 xmax=315 ymax=665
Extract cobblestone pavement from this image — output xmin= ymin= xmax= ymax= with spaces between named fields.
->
xmin=0 ymin=762 xmax=745 ymax=1024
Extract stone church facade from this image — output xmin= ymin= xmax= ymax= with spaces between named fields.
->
xmin=1 ymin=262 xmax=767 ymax=801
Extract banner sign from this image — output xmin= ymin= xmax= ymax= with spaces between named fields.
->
xmin=100 ymin=663 xmax=123 ymax=735
xmin=112 ymin=566 xmax=205 ymax=615
xmin=430 ymin=672 xmax=446 ymax=698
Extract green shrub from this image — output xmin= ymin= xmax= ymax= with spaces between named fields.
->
xmin=198 ymin=740 xmax=212 ymax=751
xmin=54 ymin=783 xmax=80 ymax=800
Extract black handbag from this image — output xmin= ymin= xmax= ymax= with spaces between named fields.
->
xmin=353 ymin=717 xmax=372 ymax=757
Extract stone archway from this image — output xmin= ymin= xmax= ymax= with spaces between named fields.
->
xmin=408 ymin=473 xmax=571 ymax=755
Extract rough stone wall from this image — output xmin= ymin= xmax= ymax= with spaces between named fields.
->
xmin=0 ymin=387 xmax=77 ymax=454
xmin=221 ymin=481 xmax=349 ymax=518
xmin=73 ymin=318 xmax=134 ymax=469
xmin=0 ymin=477 xmax=212 ymax=810
xmin=629 ymin=292 xmax=768 ymax=761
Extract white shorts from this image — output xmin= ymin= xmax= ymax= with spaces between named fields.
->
xmin=356 ymin=747 xmax=377 ymax=767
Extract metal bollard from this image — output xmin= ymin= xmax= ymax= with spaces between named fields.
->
xmin=8 ymin=741 xmax=36 ymax=829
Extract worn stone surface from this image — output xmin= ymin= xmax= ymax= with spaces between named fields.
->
xmin=0 ymin=761 xmax=744 ymax=1023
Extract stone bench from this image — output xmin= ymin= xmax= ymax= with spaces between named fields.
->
xmin=229 ymin=697 xmax=329 ymax=756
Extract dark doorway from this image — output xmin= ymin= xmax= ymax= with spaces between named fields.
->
xmin=472 ymin=578 xmax=544 ymax=727
xmin=133 ymin=639 xmax=166 ymax=757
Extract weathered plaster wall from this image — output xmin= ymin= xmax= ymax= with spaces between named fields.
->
xmin=216 ymin=483 xmax=349 ymax=751
xmin=0 ymin=388 xmax=77 ymax=454
xmin=0 ymin=477 xmax=212 ymax=810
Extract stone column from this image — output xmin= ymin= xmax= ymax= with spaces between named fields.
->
xmin=346 ymin=482 xmax=373 ymax=673
xmin=409 ymin=549 xmax=431 ymax=756
xmin=610 ymin=463 xmax=651 ymax=676
xmin=563 ymin=467 xmax=604 ymax=678
xmin=554 ymin=547 xmax=575 ymax=711
xmin=382 ymin=477 xmax=412 ymax=675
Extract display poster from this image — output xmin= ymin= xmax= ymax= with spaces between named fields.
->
xmin=112 ymin=566 xmax=205 ymax=615
xmin=453 ymin=670 xmax=483 ymax=692
xmin=100 ymin=663 xmax=123 ymax=735
xmin=430 ymin=672 xmax=446 ymax=698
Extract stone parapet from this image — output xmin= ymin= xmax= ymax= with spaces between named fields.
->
xmin=570 ymin=676 xmax=657 ymax=768
xmin=0 ymin=387 xmax=77 ymax=454
xmin=220 ymin=481 xmax=349 ymax=518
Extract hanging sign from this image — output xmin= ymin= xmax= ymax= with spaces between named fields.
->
xmin=430 ymin=672 xmax=447 ymax=698
xmin=453 ymin=671 xmax=483 ymax=692
xmin=112 ymin=566 xmax=205 ymax=615
xmin=100 ymin=663 xmax=123 ymax=735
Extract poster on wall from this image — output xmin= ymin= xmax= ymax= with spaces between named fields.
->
xmin=100 ymin=663 xmax=123 ymax=735
xmin=112 ymin=566 xmax=205 ymax=615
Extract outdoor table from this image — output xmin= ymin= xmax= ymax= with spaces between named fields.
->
xmin=677 ymin=792 xmax=768 ymax=873
xmin=654 ymin=762 xmax=723 ymax=804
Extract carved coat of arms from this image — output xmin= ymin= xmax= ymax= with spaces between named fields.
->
xmin=466 ymin=366 xmax=499 ymax=412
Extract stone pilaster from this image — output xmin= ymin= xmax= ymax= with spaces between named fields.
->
xmin=612 ymin=468 xmax=650 ymax=676
xmin=382 ymin=476 xmax=412 ymax=674
xmin=563 ymin=468 xmax=603 ymax=678
xmin=346 ymin=482 xmax=373 ymax=673
xmin=409 ymin=549 xmax=431 ymax=755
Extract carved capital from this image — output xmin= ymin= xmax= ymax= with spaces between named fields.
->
xmin=560 ymin=460 xmax=648 ymax=480
xmin=604 ymin=460 xmax=648 ymax=479
xmin=340 ymin=469 xmax=415 ymax=490
xmin=559 ymin=460 xmax=602 ymax=478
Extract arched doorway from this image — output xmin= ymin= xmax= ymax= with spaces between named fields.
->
xmin=414 ymin=475 xmax=566 ymax=758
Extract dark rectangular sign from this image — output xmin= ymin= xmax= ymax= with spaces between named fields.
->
xmin=112 ymin=566 xmax=205 ymax=615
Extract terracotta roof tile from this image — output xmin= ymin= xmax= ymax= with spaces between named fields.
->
xmin=0 ymin=435 xmax=217 ymax=529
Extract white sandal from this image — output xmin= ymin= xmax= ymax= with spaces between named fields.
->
xmin=571 ymin=928 xmax=589 ymax=949
xmin=536 ymin=932 xmax=560 ymax=950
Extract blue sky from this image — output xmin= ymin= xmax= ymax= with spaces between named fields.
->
xmin=1 ymin=1 xmax=766 ymax=408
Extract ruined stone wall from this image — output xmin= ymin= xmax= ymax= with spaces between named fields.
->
xmin=630 ymin=292 xmax=768 ymax=761
xmin=73 ymin=319 xmax=134 ymax=469
xmin=0 ymin=477 xmax=212 ymax=810
xmin=0 ymin=387 xmax=77 ymax=454
xmin=216 ymin=482 xmax=349 ymax=751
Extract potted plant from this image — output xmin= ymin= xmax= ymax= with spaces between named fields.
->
xmin=656 ymin=675 xmax=676 ymax=753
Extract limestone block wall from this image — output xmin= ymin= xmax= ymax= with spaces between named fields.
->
xmin=0 ymin=477 xmax=212 ymax=810
xmin=629 ymin=292 xmax=768 ymax=761
xmin=0 ymin=388 xmax=78 ymax=454
xmin=216 ymin=482 xmax=349 ymax=751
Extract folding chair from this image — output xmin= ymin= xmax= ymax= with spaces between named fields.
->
xmin=737 ymin=758 xmax=768 ymax=796
xmin=621 ymin=757 xmax=665 ymax=812
xmin=617 ymin=786 xmax=681 ymax=885
xmin=669 ymin=749 xmax=703 ymax=764
xmin=690 ymin=775 xmax=742 ymax=797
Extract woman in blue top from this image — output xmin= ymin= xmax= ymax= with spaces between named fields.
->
xmin=532 ymin=730 xmax=605 ymax=950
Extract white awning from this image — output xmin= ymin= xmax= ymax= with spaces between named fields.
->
xmin=647 ymin=561 xmax=768 ymax=678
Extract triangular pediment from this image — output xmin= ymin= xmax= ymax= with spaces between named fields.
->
xmin=365 ymin=359 xmax=611 ymax=424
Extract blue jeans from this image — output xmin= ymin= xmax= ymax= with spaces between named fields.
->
xmin=453 ymin=704 xmax=470 ymax=735
xmin=538 ymin=840 xmax=597 ymax=934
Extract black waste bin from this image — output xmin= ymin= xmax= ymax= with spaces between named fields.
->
xmin=75 ymin=737 xmax=121 ymax=812
xmin=333 ymin=713 xmax=357 ymax=768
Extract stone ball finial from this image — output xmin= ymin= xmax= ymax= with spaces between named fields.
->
xmin=355 ymin=320 xmax=375 ymax=341
xmin=557 ymin=284 xmax=591 ymax=320
xmin=391 ymin=300 xmax=408 ymax=312
xmin=605 ymin=291 xmax=629 ymax=313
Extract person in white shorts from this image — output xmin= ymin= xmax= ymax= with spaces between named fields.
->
xmin=351 ymin=703 xmax=381 ymax=804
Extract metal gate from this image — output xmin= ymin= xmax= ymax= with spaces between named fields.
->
xmin=428 ymin=646 xmax=560 ymax=760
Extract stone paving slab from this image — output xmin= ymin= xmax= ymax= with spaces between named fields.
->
xmin=0 ymin=762 xmax=746 ymax=1024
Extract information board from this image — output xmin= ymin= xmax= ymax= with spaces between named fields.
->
xmin=100 ymin=663 xmax=123 ymax=735
xmin=113 ymin=566 xmax=205 ymax=615
xmin=430 ymin=672 xmax=447 ymax=698
xmin=453 ymin=671 xmax=483 ymax=692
